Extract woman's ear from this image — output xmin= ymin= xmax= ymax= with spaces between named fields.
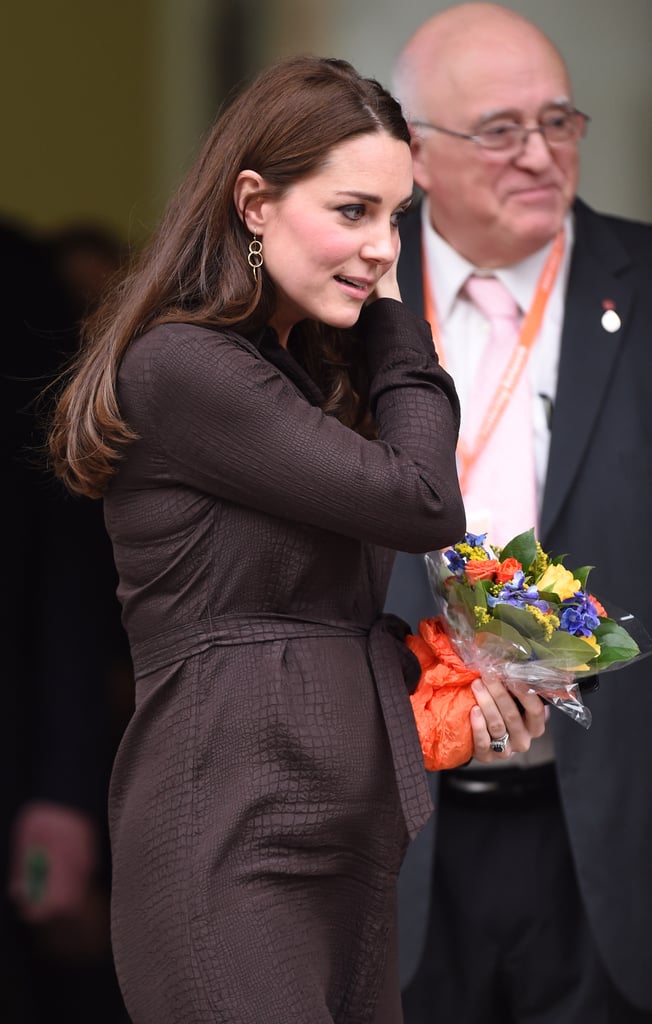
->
xmin=233 ymin=170 xmax=268 ymax=233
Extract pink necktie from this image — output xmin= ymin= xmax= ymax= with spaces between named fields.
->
xmin=461 ymin=274 xmax=537 ymax=546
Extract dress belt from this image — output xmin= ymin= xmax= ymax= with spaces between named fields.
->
xmin=130 ymin=612 xmax=432 ymax=841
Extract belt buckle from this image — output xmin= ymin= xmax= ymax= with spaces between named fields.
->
xmin=446 ymin=775 xmax=499 ymax=795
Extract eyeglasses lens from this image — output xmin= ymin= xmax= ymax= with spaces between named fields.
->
xmin=481 ymin=111 xmax=586 ymax=151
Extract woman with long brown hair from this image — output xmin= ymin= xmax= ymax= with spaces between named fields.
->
xmin=50 ymin=56 xmax=544 ymax=1023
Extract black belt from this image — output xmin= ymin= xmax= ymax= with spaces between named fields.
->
xmin=441 ymin=762 xmax=558 ymax=804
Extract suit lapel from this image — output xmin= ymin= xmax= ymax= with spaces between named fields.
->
xmin=540 ymin=201 xmax=636 ymax=542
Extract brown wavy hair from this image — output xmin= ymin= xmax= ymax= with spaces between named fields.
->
xmin=49 ymin=56 xmax=411 ymax=498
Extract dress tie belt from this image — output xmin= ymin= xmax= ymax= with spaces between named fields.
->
xmin=130 ymin=612 xmax=433 ymax=840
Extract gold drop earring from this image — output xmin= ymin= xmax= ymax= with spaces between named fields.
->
xmin=247 ymin=232 xmax=263 ymax=280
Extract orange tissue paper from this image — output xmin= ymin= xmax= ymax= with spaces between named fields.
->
xmin=406 ymin=616 xmax=479 ymax=771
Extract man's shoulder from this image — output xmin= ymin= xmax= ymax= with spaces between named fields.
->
xmin=574 ymin=197 xmax=652 ymax=255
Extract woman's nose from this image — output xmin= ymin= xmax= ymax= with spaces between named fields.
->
xmin=360 ymin=227 xmax=397 ymax=265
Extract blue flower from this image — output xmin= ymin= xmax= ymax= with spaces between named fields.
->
xmin=559 ymin=593 xmax=601 ymax=637
xmin=487 ymin=571 xmax=551 ymax=613
xmin=465 ymin=531 xmax=488 ymax=549
xmin=444 ymin=548 xmax=466 ymax=576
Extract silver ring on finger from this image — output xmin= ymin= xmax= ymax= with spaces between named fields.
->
xmin=489 ymin=731 xmax=510 ymax=754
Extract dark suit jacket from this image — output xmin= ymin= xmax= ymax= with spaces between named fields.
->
xmin=388 ymin=199 xmax=652 ymax=1009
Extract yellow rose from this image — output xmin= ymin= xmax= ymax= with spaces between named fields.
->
xmin=582 ymin=635 xmax=601 ymax=655
xmin=570 ymin=634 xmax=602 ymax=672
xmin=536 ymin=563 xmax=582 ymax=601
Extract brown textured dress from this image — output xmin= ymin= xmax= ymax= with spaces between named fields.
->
xmin=105 ymin=299 xmax=463 ymax=1023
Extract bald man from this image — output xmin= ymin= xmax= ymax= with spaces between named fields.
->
xmin=385 ymin=5 xmax=652 ymax=1023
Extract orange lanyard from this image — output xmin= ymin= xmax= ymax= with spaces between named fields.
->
xmin=422 ymin=230 xmax=565 ymax=489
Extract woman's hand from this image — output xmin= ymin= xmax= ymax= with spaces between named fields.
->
xmin=9 ymin=801 xmax=99 ymax=923
xmin=469 ymin=671 xmax=547 ymax=763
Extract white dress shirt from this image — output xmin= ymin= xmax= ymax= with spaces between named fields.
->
xmin=420 ymin=203 xmax=574 ymax=768
xmin=421 ymin=201 xmax=574 ymax=520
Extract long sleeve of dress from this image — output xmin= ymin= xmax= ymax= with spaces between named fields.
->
xmin=115 ymin=300 xmax=464 ymax=555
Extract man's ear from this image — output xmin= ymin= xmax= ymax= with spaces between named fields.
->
xmin=233 ymin=170 xmax=268 ymax=233
xmin=409 ymin=133 xmax=431 ymax=193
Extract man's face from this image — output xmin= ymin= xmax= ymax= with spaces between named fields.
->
xmin=411 ymin=38 xmax=581 ymax=267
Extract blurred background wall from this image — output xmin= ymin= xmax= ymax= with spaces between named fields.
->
xmin=3 ymin=0 xmax=651 ymax=251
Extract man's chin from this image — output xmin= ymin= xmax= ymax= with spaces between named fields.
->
xmin=509 ymin=207 xmax=568 ymax=252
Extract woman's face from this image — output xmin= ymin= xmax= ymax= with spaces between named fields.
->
xmin=253 ymin=132 xmax=413 ymax=346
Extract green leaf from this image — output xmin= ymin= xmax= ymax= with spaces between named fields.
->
xmin=595 ymin=618 xmax=634 ymax=642
xmin=500 ymin=528 xmax=538 ymax=572
xmin=573 ymin=565 xmax=594 ymax=589
xmin=595 ymin=620 xmax=640 ymax=658
xmin=448 ymin=581 xmax=478 ymax=616
xmin=492 ymin=602 xmax=548 ymax=641
xmin=528 ymin=632 xmax=600 ymax=667
xmin=537 ymin=589 xmax=563 ymax=609
xmin=476 ymin=621 xmax=531 ymax=660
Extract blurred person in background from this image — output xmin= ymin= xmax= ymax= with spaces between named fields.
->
xmin=46 ymin=223 xmax=126 ymax=321
xmin=2 ymin=217 xmax=129 ymax=1023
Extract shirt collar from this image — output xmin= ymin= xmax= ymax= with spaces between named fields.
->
xmin=421 ymin=202 xmax=472 ymax=322
xmin=421 ymin=200 xmax=575 ymax=319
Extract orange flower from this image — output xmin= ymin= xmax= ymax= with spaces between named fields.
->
xmin=495 ymin=557 xmax=522 ymax=583
xmin=589 ymin=594 xmax=607 ymax=618
xmin=407 ymin=617 xmax=480 ymax=771
xmin=464 ymin=559 xmax=499 ymax=583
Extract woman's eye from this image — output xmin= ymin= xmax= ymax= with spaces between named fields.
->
xmin=391 ymin=208 xmax=409 ymax=227
xmin=339 ymin=205 xmax=365 ymax=221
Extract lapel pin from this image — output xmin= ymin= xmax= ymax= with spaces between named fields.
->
xmin=601 ymin=299 xmax=621 ymax=333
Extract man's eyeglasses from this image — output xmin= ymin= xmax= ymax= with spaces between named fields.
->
xmin=410 ymin=108 xmax=590 ymax=154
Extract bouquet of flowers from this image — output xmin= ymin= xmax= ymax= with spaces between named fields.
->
xmin=407 ymin=528 xmax=651 ymax=770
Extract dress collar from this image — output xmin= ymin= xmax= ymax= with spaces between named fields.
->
xmin=255 ymin=324 xmax=325 ymax=407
